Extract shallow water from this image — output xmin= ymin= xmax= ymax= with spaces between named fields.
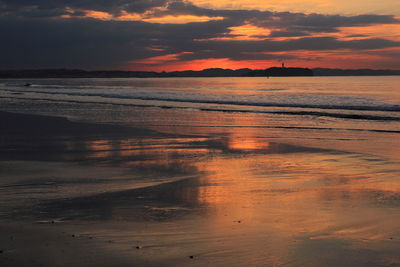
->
xmin=0 ymin=76 xmax=400 ymax=266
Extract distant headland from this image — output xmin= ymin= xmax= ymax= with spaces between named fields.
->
xmin=0 ymin=67 xmax=399 ymax=78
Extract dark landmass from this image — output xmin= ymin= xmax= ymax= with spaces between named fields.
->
xmin=313 ymin=68 xmax=400 ymax=76
xmin=265 ymin=67 xmax=313 ymax=77
xmin=0 ymin=67 xmax=399 ymax=78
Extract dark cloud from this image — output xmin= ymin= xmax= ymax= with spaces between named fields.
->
xmin=175 ymin=37 xmax=399 ymax=61
xmin=268 ymin=31 xmax=309 ymax=38
xmin=0 ymin=0 xmax=399 ymax=69
xmin=270 ymin=13 xmax=398 ymax=28
xmin=0 ymin=18 xmax=160 ymax=69
xmin=249 ymin=12 xmax=399 ymax=36
xmin=0 ymin=0 xmax=170 ymax=18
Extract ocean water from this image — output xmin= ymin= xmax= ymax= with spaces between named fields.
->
xmin=1 ymin=76 xmax=399 ymax=157
xmin=1 ymin=76 xmax=400 ymax=131
xmin=1 ymin=76 xmax=400 ymax=266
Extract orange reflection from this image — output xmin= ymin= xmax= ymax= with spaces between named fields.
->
xmin=56 ymin=107 xmax=400 ymax=263
xmin=85 ymin=140 xmax=114 ymax=159
xmin=75 ymin=137 xmax=214 ymax=162
xmin=192 ymin=147 xmax=400 ymax=239
xmin=228 ymin=136 xmax=270 ymax=151
xmin=150 ymin=111 xmax=400 ymax=243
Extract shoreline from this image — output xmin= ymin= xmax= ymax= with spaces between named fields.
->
xmin=0 ymin=110 xmax=163 ymax=137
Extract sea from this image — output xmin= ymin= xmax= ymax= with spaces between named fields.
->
xmin=1 ymin=76 xmax=399 ymax=131
xmin=1 ymin=76 xmax=399 ymax=155
xmin=1 ymin=76 xmax=400 ymax=266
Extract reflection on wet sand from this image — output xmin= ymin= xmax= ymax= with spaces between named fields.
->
xmin=227 ymin=131 xmax=270 ymax=151
xmin=24 ymin=131 xmax=400 ymax=224
xmin=56 ymin=131 xmax=400 ymax=265
xmin=2 ymin=111 xmax=400 ymax=266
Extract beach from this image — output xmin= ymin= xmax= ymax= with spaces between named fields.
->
xmin=1 ymin=77 xmax=400 ymax=266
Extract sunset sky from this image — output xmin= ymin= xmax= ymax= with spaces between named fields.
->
xmin=1 ymin=0 xmax=400 ymax=71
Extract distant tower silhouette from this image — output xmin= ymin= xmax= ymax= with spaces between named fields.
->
xmin=282 ymin=62 xmax=285 ymax=68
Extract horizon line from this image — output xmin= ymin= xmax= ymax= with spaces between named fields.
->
xmin=2 ymin=67 xmax=400 ymax=72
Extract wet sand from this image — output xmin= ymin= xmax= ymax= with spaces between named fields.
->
xmin=0 ymin=111 xmax=212 ymax=266
xmin=1 ymin=111 xmax=400 ymax=266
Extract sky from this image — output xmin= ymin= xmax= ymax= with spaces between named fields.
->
xmin=1 ymin=0 xmax=400 ymax=71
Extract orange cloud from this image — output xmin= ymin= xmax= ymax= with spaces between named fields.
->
xmin=195 ymin=21 xmax=400 ymax=43
xmin=141 ymin=15 xmax=224 ymax=24
xmin=196 ymin=23 xmax=271 ymax=41
xmin=229 ymin=24 xmax=271 ymax=38
xmin=276 ymin=24 xmax=400 ymax=42
xmin=83 ymin=10 xmax=113 ymax=20
xmin=338 ymin=24 xmax=400 ymax=41
xmin=114 ymin=11 xmax=143 ymax=21
xmin=73 ymin=9 xmax=224 ymax=24
xmin=189 ymin=0 xmax=400 ymax=15
xmin=130 ymin=52 xmax=194 ymax=68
